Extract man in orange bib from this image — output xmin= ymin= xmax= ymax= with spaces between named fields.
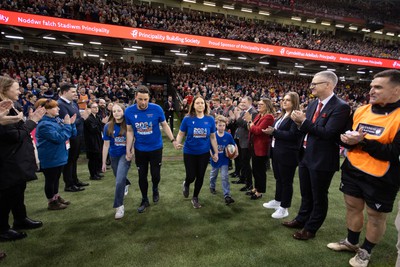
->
xmin=327 ymin=69 xmax=400 ymax=267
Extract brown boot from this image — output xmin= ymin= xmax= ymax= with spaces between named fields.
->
xmin=57 ymin=196 xmax=70 ymax=205
xmin=48 ymin=200 xmax=68 ymax=210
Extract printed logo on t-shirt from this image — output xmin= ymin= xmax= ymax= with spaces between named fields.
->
xmin=217 ymin=144 xmax=225 ymax=153
xmin=193 ymin=128 xmax=207 ymax=138
xmin=135 ymin=122 xmax=153 ymax=135
xmin=115 ymin=136 xmax=126 ymax=146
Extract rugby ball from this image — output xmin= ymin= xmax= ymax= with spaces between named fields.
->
xmin=225 ymin=144 xmax=236 ymax=159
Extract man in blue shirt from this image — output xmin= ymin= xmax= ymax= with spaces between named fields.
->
xmin=125 ymin=86 xmax=177 ymax=213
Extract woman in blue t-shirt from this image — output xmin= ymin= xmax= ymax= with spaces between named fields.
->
xmin=176 ymin=96 xmax=219 ymax=209
xmin=102 ymin=103 xmax=132 ymax=220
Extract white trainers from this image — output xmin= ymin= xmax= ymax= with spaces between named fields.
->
xmin=124 ymin=185 xmax=129 ymax=196
xmin=349 ymin=248 xmax=370 ymax=267
xmin=327 ymin=238 xmax=359 ymax=252
xmin=271 ymin=207 xmax=289 ymax=219
xmin=115 ymin=205 xmax=124 ymax=220
xmin=263 ymin=200 xmax=281 ymax=209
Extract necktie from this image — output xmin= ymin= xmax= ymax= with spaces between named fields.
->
xmin=312 ymin=102 xmax=323 ymax=123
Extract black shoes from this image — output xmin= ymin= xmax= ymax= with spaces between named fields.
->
xmin=96 ymin=172 xmax=104 ymax=178
xmin=153 ymin=191 xmax=159 ymax=203
xmin=137 ymin=200 xmax=150 ymax=213
xmin=229 ymin=172 xmax=239 ymax=178
xmin=232 ymin=179 xmax=245 ymax=184
xmin=210 ymin=188 xmax=217 ymax=194
xmin=64 ymin=185 xmax=85 ymax=192
xmin=0 ymin=229 xmax=27 ymax=242
xmin=225 ymin=196 xmax=235 ymax=205
xmin=182 ymin=181 xmax=189 ymax=198
xmin=240 ymin=185 xmax=252 ymax=192
xmin=13 ymin=218 xmax=43 ymax=230
xmin=76 ymin=180 xmax=89 ymax=187
xmin=90 ymin=176 xmax=101 ymax=180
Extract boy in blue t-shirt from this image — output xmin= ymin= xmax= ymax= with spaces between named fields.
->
xmin=209 ymin=115 xmax=238 ymax=205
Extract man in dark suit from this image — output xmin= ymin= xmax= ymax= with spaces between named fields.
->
xmin=58 ymin=84 xmax=89 ymax=192
xmin=164 ymin=95 xmax=175 ymax=132
xmin=232 ymin=96 xmax=258 ymax=191
xmin=283 ymin=71 xmax=350 ymax=240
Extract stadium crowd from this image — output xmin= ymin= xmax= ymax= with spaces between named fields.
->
xmin=0 ymin=1 xmax=399 ymax=60
xmin=0 ymin=51 xmax=371 ymax=113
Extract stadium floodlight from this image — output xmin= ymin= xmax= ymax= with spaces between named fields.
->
xmin=183 ymin=62 xmax=191 ymax=65
xmin=374 ymin=30 xmax=383 ymax=34
xmin=278 ymin=70 xmax=287 ymax=74
xmin=131 ymin=46 xmax=143 ymax=49
xmin=123 ymin=48 xmax=137 ymax=51
xmin=219 ymin=57 xmax=231 ymax=61
xmin=259 ymin=61 xmax=270 ymax=65
xmin=349 ymin=26 xmax=358 ymax=31
xmin=170 ymin=50 xmax=180 ymax=53
xmin=183 ymin=0 xmax=196 ymax=3
xmin=357 ymin=71 xmax=366 ymax=74
xmin=327 ymin=68 xmax=336 ymax=71
xmin=321 ymin=21 xmax=331 ymax=26
xmin=53 ymin=51 xmax=66 ymax=54
xmin=238 ymin=57 xmax=247 ymax=60
xmin=223 ymin=5 xmax=234 ymax=10
xmin=206 ymin=53 xmax=215 ymax=57
xmin=152 ymin=59 xmax=162 ymax=63
xmin=5 ymin=35 xmax=23 ymax=39
xmin=43 ymin=36 xmax=56 ymax=40
xmin=68 ymin=42 xmax=83 ymax=46
xmin=88 ymin=54 xmax=100 ymax=57
xmin=207 ymin=64 xmax=218 ymax=68
xmin=306 ymin=19 xmax=316 ymax=24
xmin=175 ymin=53 xmax=187 ymax=56
xmin=320 ymin=65 xmax=328 ymax=68
xmin=291 ymin=16 xmax=301 ymax=21
xmin=386 ymin=32 xmax=394 ymax=36
xmin=335 ymin=24 xmax=345 ymax=28
xmin=361 ymin=28 xmax=370 ymax=32
xmin=259 ymin=11 xmax=270 ymax=16
xmin=241 ymin=8 xmax=252 ymax=13
xmin=294 ymin=64 xmax=304 ymax=68
xmin=203 ymin=1 xmax=215 ymax=7
xmin=90 ymin=41 xmax=102 ymax=45
xmin=227 ymin=66 xmax=242 ymax=70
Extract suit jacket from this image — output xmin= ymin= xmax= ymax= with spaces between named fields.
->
xmin=164 ymin=100 xmax=175 ymax=117
xmin=299 ymin=95 xmax=350 ymax=171
xmin=58 ymin=98 xmax=84 ymax=136
xmin=249 ymin=113 xmax=274 ymax=157
xmin=236 ymin=106 xmax=258 ymax=148
xmin=84 ymin=114 xmax=103 ymax=153
xmin=271 ymin=115 xmax=302 ymax=166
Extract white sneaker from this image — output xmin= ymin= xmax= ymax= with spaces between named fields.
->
xmin=349 ymin=248 xmax=370 ymax=267
xmin=327 ymin=238 xmax=359 ymax=252
xmin=271 ymin=207 xmax=289 ymax=219
xmin=124 ymin=185 xmax=129 ymax=196
xmin=263 ymin=200 xmax=281 ymax=209
xmin=115 ymin=205 xmax=124 ymax=220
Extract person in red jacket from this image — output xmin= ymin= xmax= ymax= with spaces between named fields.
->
xmin=245 ymin=98 xmax=274 ymax=200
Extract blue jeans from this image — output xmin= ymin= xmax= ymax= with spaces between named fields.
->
xmin=209 ymin=165 xmax=230 ymax=197
xmin=110 ymin=155 xmax=131 ymax=208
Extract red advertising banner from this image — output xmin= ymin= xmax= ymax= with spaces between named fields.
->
xmin=1 ymin=10 xmax=399 ymax=69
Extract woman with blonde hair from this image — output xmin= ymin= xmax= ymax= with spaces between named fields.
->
xmin=0 ymin=76 xmax=45 ymax=242
xmin=246 ymin=98 xmax=274 ymax=200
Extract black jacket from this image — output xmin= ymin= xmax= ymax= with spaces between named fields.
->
xmin=0 ymin=110 xmax=38 ymax=190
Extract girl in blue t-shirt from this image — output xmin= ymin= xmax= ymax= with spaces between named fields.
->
xmin=176 ymin=96 xmax=219 ymax=209
xmin=102 ymin=103 xmax=132 ymax=220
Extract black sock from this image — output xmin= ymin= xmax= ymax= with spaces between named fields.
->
xmin=360 ymin=238 xmax=376 ymax=254
xmin=347 ymin=228 xmax=361 ymax=245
